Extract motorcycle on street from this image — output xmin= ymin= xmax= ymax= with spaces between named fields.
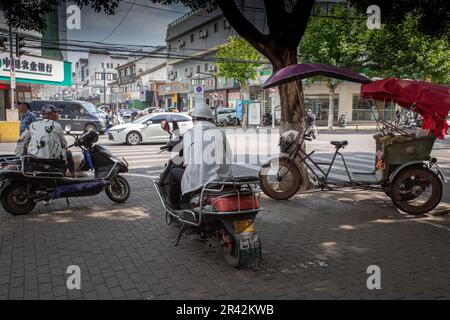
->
xmin=0 ymin=127 xmax=130 ymax=215
xmin=153 ymin=121 xmax=262 ymax=267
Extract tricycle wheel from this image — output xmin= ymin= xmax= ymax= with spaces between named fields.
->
xmin=105 ymin=175 xmax=130 ymax=203
xmin=259 ymin=158 xmax=302 ymax=200
xmin=381 ymin=184 xmax=391 ymax=198
xmin=1 ymin=182 xmax=36 ymax=215
xmin=391 ymin=167 xmax=442 ymax=215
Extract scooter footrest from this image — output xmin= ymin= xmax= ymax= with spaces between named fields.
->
xmin=182 ymin=210 xmax=199 ymax=223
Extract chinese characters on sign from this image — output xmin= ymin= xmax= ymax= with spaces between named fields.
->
xmin=1 ymin=57 xmax=53 ymax=74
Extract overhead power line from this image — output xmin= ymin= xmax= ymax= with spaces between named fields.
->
xmin=100 ymin=0 xmax=137 ymax=42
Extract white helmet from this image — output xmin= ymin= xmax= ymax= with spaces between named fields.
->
xmin=191 ymin=104 xmax=214 ymax=119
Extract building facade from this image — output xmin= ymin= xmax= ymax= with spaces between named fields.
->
xmin=72 ymin=51 xmax=128 ymax=105
xmin=114 ymin=49 xmax=167 ymax=109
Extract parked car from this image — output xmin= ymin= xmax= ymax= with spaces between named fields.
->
xmin=120 ymin=108 xmax=140 ymax=122
xmin=108 ymin=112 xmax=193 ymax=145
xmin=97 ymin=105 xmax=111 ymax=112
xmin=96 ymin=108 xmax=125 ymax=125
xmin=29 ymin=100 xmax=106 ymax=133
xmin=216 ymin=108 xmax=236 ymax=126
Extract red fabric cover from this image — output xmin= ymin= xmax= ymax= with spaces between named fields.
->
xmin=361 ymin=78 xmax=450 ymax=138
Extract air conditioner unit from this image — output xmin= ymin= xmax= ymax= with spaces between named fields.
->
xmin=169 ymin=74 xmax=176 ymax=81
xmin=208 ymin=64 xmax=216 ymax=72
xmin=224 ymin=20 xmax=231 ymax=29
xmin=177 ymin=40 xmax=185 ymax=48
xmin=199 ymin=30 xmax=208 ymax=38
xmin=185 ymin=71 xmax=193 ymax=78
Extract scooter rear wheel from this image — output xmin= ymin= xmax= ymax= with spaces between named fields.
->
xmin=1 ymin=182 xmax=36 ymax=215
xmin=221 ymin=229 xmax=240 ymax=267
xmin=106 ymin=175 xmax=130 ymax=203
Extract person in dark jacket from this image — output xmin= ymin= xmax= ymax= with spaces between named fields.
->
xmin=18 ymin=102 xmax=37 ymax=135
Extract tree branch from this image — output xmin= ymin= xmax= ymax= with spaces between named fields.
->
xmin=289 ymin=0 xmax=315 ymax=42
xmin=216 ymin=0 xmax=270 ymax=58
xmin=263 ymin=0 xmax=287 ymax=34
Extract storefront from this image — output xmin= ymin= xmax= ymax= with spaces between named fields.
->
xmin=304 ymin=94 xmax=340 ymax=126
xmin=0 ymin=53 xmax=72 ymax=121
xmin=157 ymin=81 xmax=190 ymax=111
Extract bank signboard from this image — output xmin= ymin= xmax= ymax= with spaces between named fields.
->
xmin=0 ymin=53 xmax=71 ymax=86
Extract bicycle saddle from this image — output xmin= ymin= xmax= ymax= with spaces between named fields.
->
xmin=330 ymin=140 xmax=348 ymax=148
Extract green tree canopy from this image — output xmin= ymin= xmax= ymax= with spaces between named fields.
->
xmin=216 ymin=36 xmax=261 ymax=89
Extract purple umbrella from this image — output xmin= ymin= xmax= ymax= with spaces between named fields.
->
xmin=262 ymin=63 xmax=371 ymax=89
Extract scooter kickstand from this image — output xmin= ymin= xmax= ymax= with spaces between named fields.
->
xmin=175 ymin=225 xmax=185 ymax=246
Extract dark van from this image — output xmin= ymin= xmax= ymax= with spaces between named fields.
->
xmin=29 ymin=100 xmax=105 ymax=133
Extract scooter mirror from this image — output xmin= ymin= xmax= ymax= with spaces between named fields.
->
xmin=65 ymin=125 xmax=71 ymax=133
xmin=161 ymin=120 xmax=171 ymax=134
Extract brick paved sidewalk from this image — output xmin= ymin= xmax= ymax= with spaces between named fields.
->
xmin=1 ymin=175 xmax=449 ymax=300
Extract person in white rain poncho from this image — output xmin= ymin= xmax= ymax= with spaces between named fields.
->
xmin=168 ymin=104 xmax=232 ymax=208
xmin=15 ymin=104 xmax=75 ymax=176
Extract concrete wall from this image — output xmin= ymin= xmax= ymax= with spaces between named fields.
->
xmin=303 ymin=82 xmax=361 ymax=122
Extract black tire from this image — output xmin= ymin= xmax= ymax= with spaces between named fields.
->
xmin=126 ymin=131 xmax=141 ymax=145
xmin=382 ymin=183 xmax=391 ymax=198
xmin=105 ymin=175 xmax=130 ymax=203
xmin=1 ymin=183 xmax=36 ymax=215
xmin=84 ymin=124 xmax=97 ymax=132
xmin=220 ymin=230 xmax=240 ymax=267
xmin=259 ymin=157 xmax=302 ymax=200
xmin=391 ymin=167 xmax=442 ymax=215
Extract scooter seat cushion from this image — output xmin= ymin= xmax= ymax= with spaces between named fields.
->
xmin=330 ymin=140 xmax=349 ymax=148
xmin=223 ymin=176 xmax=259 ymax=183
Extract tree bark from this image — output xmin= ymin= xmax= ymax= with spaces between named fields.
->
xmin=241 ymin=86 xmax=250 ymax=129
xmin=268 ymin=47 xmax=306 ymax=134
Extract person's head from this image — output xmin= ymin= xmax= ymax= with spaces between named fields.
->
xmin=18 ymin=102 xmax=31 ymax=114
xmin=190 ymin=105 xmax=214 ymax=124
xmin=41 ymin=104 xmax=61 ymax=121
xmin=307 ymin=108 xmax=312 ymax=113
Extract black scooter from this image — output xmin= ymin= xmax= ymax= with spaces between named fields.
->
xmin=153 ymin=121 xmax=262 ymax=267
xmin=0 ymin=127 xmax=130 ymax=215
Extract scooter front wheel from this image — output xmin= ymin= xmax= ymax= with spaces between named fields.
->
xmin=1 ymin=182 xmax=36 ymax=215
xmin=106 ymin=175 xmax=130 ymax=203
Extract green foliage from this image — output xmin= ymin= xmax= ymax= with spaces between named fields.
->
xmin=298 ymin=5 xmax=367 ymax=88
xmin=347 ymin=0 xmax=450 ymax=36
xmin=299 ymin=5 xmax=450 ymax=85
xmin=215 ymin=36 xmax=261 ymax=89
xmin=364 ymin=15 xmax=450 ymax=83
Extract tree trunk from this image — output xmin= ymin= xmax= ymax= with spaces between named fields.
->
xmin=241 ymin=86 xmax=250 ymax=129
xmin=269 ymin=48 xmax=306 ymax=134
xmin=269 ymin=47 xmax=313 ymax=189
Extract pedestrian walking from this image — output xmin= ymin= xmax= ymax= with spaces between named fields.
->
xmin=18 ymin=102 xmax=37 ymax=135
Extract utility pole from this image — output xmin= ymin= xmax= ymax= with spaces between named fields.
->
xmin=8 ymin=10 xmax=15 ymax=110
xmin=103 ymin=67 xmax=106 ymax=106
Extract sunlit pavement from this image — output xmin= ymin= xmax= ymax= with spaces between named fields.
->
xmin=0 ymin=131 xmax=450 ymax=299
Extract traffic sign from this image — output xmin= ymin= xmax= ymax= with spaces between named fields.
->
xmin=195 ymin=85 xmax=204 ymax=94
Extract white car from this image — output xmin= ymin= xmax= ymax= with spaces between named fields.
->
xmin=108 ymin=112 xmax=193 ymax=145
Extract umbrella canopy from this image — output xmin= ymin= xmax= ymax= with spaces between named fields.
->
xmin=361 ymin=78 xmax=450 ymax=138
xmin=262 ymin=63 xmax=371 ymax=89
